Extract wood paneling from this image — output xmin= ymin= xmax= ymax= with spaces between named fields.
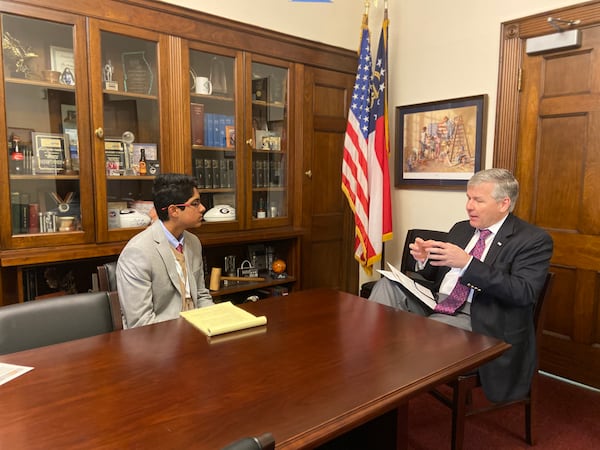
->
xmin=496 ymin=1 xmax=600 ymax=388
xmin=301 ymin=67 xmax=357 ymax=293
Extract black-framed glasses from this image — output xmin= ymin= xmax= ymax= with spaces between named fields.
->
xmin=160 ymin=199 xmax=202 ymax=211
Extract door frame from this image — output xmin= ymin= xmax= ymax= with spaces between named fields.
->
xmin=495 ymin=2 xmax=600 ymax=170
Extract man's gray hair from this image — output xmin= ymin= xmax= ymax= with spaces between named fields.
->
xmin=468 ymin=168 xmax=519 ymax=212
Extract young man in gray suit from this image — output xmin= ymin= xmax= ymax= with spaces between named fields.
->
xmin=117 ymin=173 xmax=214 ymax=328
xmin=369 ymin=168 xmax=553 ymax=403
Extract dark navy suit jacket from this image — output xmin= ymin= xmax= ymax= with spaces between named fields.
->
xmin=421 ymin=213 xmax=553 ymax=402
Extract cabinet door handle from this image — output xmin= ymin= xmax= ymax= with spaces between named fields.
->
xmin=246 ymin=138 xmax=253 ymax=146
xmin=95 ymin=128 xmax=104 ymax=139
xmin=304 ymin=169 xmax=312 ymax=179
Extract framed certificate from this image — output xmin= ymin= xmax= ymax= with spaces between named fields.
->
xmin=32 ymin=132 xmax=67 ymax=174
xmin=50 ymin=46 xmax=75 ymax=85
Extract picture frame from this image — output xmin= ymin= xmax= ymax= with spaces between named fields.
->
xmin=255 ymin=130 xmax=280 ymax=150
xmin=50 ymin=46 xmax=75 ymax=85
xmin=225 ymin=125 xmax=236 ymax=149
xmin=395 ymin=94 xmax=485 ymax=189
xmin=104 ymin=138 xmax=127 ymax=175
xmin=32 ymin=132 xmax=67 ymax=174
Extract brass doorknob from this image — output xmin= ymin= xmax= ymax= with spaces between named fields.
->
xmin=95 ymin=128 xmax=104 ymax=139
xmin=305 ymin=169 xmax=312 ymax=179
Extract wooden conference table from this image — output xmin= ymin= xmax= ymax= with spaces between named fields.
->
xmin=0 ymin=288 xmax=509 ymax=449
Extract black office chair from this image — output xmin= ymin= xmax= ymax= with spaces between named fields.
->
xmin=0 ymin=291 xmax=122 ymax=355
xmin=97 ymin=261 xmax=118 ymax=292
xmin=429 ymin=272 xmax=555 ymax=450
xmin=221 ymin=432 xmax=275 ymax=450
xmin=401 ymin=228 xmax=448 ymax=290
xmin=96 ymin=261 xmax=124 ymax=331
xmin=359 ymin=228 xmax=448 ymax=298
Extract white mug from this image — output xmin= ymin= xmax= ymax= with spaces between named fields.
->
xmin=195 ymin=76 xmax=212 ymax=95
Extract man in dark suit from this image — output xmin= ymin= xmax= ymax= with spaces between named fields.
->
xmin=369 ymin=168 xmax=553 ymax=402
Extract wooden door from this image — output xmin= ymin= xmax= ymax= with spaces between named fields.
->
xmin=496 ymin=3 xmax=600 ymax=388
xmin=298 ymin=66 xmax=358 ymax=293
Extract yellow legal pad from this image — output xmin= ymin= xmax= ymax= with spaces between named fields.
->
xmin=180 ymin=301 xmax=267 ymax=337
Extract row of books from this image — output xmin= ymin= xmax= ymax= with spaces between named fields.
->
xmin=11 ymin=192 xmax=34 ymax=234
xmin=195 ymin=158 xmax=236 ymax=189
xmin=191 ymin=103 xmax=235 ymax=149
xmin=252 ymin=160 xmax=284 ymax=188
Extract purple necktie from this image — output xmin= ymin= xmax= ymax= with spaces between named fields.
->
xmin=434 ymin=229 xmax=492 ymax=315
xmin=176 ymin=243 xmax=183 ymax=253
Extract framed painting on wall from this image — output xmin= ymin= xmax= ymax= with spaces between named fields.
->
xmin=395 ymin=95 xmax=485 ymax=189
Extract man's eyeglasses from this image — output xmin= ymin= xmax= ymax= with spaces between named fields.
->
xmin=160 ymin=199 xmax=202 ymax=211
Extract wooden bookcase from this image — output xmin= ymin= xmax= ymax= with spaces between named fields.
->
xmin=0 ymin=0 xmax=356 ymax=305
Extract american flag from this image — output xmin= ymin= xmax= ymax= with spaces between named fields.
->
xmin=341 ymin=14 xmax=372 ymax=268
xmin=365 ymin=12 xmax=393 ymax=271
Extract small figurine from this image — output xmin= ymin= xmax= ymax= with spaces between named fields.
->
xmin=103 ymin=59 xmax=114 ymax=82
xmin=60 ymin=67 xmax=75 ymax=85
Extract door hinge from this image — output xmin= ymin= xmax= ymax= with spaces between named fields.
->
xmin=517 ymin=67 xmax=522 ymax=92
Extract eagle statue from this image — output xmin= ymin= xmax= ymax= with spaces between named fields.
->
xmin=2 ymin=31 xmax=39 ymax=78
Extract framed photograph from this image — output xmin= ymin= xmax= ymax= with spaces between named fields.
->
xmin=255 ymin=130 xmax=280 ymax=150
xmin=395 ymin=95 xmax=485 ymax=188
xmin=226 ymin=125 xmax=236 ymax=149
xmin=32 ymin=132 xmax=67 ymax=174
xmin=104 ymin=138 xmax=126 ymax=175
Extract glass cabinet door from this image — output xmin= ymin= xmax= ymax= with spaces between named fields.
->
xmin=1 ymin=11 xmax=92 ymax=247
xmin=189 ymin=47 xmax=238 ymax=228
xmin=88 ymin=21 xmax=162 ymax=242
xmin=248 ymin=59 xmax=290 ymax=228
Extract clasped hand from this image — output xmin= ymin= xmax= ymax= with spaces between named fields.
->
xmin=409 ymin=237 xmax=470 ymax=268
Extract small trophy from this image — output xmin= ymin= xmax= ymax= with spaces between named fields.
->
xmin=103 ymin=59 xmax=118 ymax=91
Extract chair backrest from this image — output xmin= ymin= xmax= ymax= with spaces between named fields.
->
xmin=221 ymin=433 xmax=275 ymax=450
xmin=0 ymin=291 xmax=120 ymax=355
xmin=401 ymin=228 xmax=448 ymax=272
xmin=97 ymin=261 xmax=118 ymax=292
xmin=534 ymin=272 xmax=554 ymax=338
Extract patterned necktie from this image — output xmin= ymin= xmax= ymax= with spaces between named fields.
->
xmin=434 ymin=229 xmax=492 ymax=315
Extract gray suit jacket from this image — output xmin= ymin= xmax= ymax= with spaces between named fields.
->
xmin=116 ymin=220 xmax=213 ymax=328
xmin=420 ymin=214 xmax=553 ymax=402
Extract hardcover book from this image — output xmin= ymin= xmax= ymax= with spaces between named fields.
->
xmin=190 ymin=103 xmax=205 ymax=146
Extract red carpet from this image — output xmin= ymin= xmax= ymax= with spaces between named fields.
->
xmin=408 ymin=373 xmax=600 ymax=449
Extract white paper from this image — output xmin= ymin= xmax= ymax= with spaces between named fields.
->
xmin=0 ymin=363 xmax=33 ymax=386
xmin=377 ymin=262 xmax=438 ymax=310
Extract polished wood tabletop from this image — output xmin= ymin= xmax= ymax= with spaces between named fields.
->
xmin=0 ymin=288 xmax=509 ymax=449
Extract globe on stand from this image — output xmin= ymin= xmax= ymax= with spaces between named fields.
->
xmin=271 ymin=259 xmax=287 ymax=279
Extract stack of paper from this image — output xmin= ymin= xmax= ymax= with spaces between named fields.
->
xmin=377 ymin=262 xmax=438 ymax=310
xmin=180 ymin=301 xmax=267 ymax=337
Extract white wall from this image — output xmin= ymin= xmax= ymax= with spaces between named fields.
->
xmin=160 ymin=0 xmax=579 ymax=286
